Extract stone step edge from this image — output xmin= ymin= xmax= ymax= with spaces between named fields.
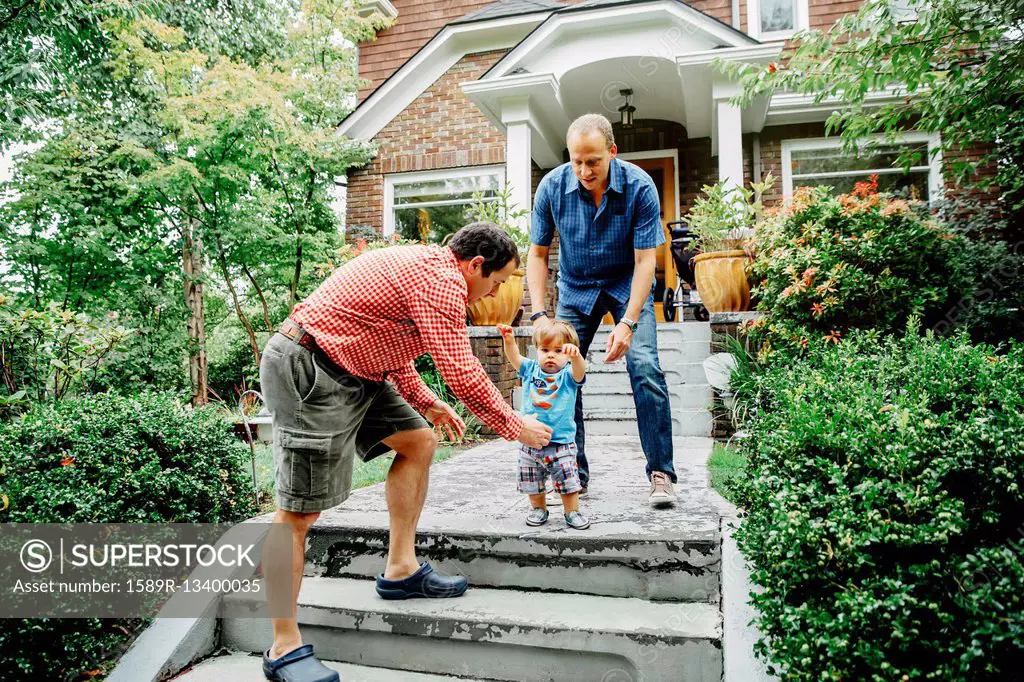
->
xmin=585 ymin=407 xmax=713 ymax=417
xmin=304 ymin=522 xmax=720 ymax=566
xmin=221 ymin=576 xmax=722 ymax=644
xmin=173 ymin=652 xmax=491 ymax=682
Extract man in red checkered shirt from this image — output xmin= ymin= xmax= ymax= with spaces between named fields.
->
xmin=259 ymin=222 xmax=552 ymax=682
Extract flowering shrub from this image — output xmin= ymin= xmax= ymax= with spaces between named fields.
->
xmin=745 ymin=177 xmax=968 ymax=361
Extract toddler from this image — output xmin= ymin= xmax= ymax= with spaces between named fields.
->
xmin=497 ymin=321 xmax=589 ymax=530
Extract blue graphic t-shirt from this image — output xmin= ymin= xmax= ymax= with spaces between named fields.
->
xmin=517 ymin=358 xmax=585 ymax=445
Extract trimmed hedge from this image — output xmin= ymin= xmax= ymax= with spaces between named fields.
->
xmin=0 ymin=392 xmax=258 ymax=679
xmin=733 ymin=324 xmax=1024 ymax=680
xmin=0 ymin=391 xmax=257 ymax=523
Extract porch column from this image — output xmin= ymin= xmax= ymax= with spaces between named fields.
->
xmin=501 ymin=96 xmax=533 ymax=231
xmin=713 ymin=80 xmax=744 ymax=191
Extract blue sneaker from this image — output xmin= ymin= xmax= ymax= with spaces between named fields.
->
xmin=564 ymin=510 xmax=591 ymax=530
xmin=375 ymin=561 xmax=468 ymax=600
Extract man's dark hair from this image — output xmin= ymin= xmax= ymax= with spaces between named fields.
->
xmin=448 ymin=222 xmax=520 ymax=275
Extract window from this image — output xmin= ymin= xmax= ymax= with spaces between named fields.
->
xmin=781 ymin=134 xmax=943 ymax=202
xmin=748 ymin=0 xmax=808 ymax=41
xmin=383 ymin=166 xmax=505 ymax=244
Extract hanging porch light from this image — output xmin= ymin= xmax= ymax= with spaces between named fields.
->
xmin=618 ymin=89 xmax=636 ymax=128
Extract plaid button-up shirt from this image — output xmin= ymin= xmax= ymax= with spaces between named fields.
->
xmin=531 ymin=157 xmax=664 ymax=315
xmin=290 ymin=244 xmax=523 ymax=441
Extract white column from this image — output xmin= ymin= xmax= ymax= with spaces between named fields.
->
xmin=716 ymin=99 xmax=744 ymax=191
xmin=501 ymin=96 xmax=533 ymax=232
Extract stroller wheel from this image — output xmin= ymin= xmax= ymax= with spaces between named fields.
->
xmin=695 ymin=305 xmax=709 ymax=322
xmin=662 ymin=287 xmax=676 ymax=322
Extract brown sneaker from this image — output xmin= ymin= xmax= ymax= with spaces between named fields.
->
xmin=649 ymin=472 xmax=677 ymax=508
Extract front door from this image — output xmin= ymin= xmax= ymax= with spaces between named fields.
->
xmin=598 ymin=153 xmax=678 ymax=325
xmin=632 ymin=156 xmax=678 ymax=323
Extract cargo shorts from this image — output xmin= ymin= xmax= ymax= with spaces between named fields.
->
xmin=259 ymin=330 xmax=429 ymax=513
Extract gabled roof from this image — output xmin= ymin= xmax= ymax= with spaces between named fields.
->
xmin=339 ymin=0 xmax=757 ymax=141
xmin=453 ymin=0 xmax=567 ymax=25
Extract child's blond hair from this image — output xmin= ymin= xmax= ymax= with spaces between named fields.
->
xmin=532 ymin=320 xmax=579 ymax=348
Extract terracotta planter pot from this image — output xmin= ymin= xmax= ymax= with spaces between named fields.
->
xmin=693 ymin=250 xmax=752 ymax=313
xmin=467 ymin=269 xmax=525 ymax=325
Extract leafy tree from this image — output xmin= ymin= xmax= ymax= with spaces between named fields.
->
xmin=724 ymin=0 xmax=1024 ymax=230
xmin=2 ymin=1 xmax=391 ymax=402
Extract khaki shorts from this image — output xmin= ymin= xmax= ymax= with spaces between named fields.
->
xmin=259 ymin=331 xmax=429 ymax=513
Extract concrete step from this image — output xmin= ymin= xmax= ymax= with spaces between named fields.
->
xmin=306 ymin=521 xmax=719 ymax=603
xmin=591 ymin=321 xmax=712 ymax=345
xmin=583 ymin=383 xmax=713 ymax=410
xmin=173 ymin=653 xmax=486 ymax=681
xmin=584 ymin=408 xmax=714 ymax=438
xmin=221 ymin=577 xmax=723 ymax=682
xmin=586 ymin=341 xmax=712 ymax=371
xmin=585 ymin=362 xmax=708 ymax=386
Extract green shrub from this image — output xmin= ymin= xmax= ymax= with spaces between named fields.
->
xmin=747 ymin=182 xmax=966 ymax=362
xmin=0 ymin=391 xmax=257 ymax=523
xmin=0 ymin=297 xmax=133 ymax=417
xmin=0 ymin=391 xmax=258 ymax=679
xmin=932 ymin=197 xmax=1024 ymax=346
xmin=415 ymin=354 xmax=482 ymax=440
xmin=734 ymin=323 xmax=1024 ymax=680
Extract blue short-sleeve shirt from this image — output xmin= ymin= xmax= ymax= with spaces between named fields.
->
xmin=518 ymin=358 xmax=584 ymax=444
xmin=531 ymin=157 xmax=665 ymax=315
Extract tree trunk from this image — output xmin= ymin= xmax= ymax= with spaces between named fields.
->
xmin=214 ymin=233 xmax=261 ymax=368
xmin=183 ymin=217 xmax=208 ymax=406
xmin=241 ymin=262 xmax=273 ymax=331
xmin=289 ymin=170 xmax=319 ymax=303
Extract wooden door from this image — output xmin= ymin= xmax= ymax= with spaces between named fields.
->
xmin=632 ymin=156 xmax=678 ymax=323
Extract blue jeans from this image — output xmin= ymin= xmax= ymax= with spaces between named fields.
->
xmin=555 ymin=292 xmax=676 ymax=486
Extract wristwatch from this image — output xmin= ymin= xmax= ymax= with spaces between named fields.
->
xmin=620 ymin=317 xmax=638 ymax=333
xmin=529 ymin=310 xmax=549 ymax=321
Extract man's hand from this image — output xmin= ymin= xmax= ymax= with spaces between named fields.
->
xmin=424 ymin=400 xmax=466 ymax=443
xmin=604 ymin=322 xmax=633 ymax=363
xmin=562 ymin=343 xmax=580 ymax=358
xmin=532 ymin=314 xmax=553 ymax=332
xmin=517 ymin=414 xmax=553 ymax=449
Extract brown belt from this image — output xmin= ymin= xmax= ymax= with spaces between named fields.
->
xmin=278 ymin=319 xmax=319 ymax=353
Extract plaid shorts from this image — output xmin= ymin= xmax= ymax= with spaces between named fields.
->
xmin=517 ymin=443 xmax=582 ymax=495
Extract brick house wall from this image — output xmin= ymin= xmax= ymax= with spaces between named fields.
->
xmin=358 ymin=0 xmax=495 ymax=102
xmin=347 ymin=49 xmax=509 ymax=232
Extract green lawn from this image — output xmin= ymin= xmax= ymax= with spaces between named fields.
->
xmin=251 ymin=441 xmax=463 ymax=514
xmin=707 ymin=441 xmax=748 ymax=506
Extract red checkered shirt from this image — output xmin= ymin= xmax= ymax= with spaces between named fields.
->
xmin=290 ymin=244 xmax=523 ymax=441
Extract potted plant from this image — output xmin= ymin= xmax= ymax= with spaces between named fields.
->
xmin=687 ymin=174 xmax=773 ymax=313
xmin=463 ymin=184 xmax=530 ymax=325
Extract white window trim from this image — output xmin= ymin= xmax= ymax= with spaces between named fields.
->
xmin=747 ymin=0 xmax=809 ymax=41
xmin=358 ymin=0 xmax=398 ymax=21
xmin=781 ymin=133 xmax=944 ymax=203
xmin=383 ymin=165 xmax=506 ymax=237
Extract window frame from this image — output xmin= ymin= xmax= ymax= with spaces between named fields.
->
xmin=383 ymin=165 xmax=506 ymax=238
xmin=747 ymin=0 xmax=809 ymax=41
xmin=780 ymin=133 xmax=944 ymax=203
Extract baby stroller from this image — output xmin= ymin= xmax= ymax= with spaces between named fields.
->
xmin=662 ymin=220 xmax=708 ymax=322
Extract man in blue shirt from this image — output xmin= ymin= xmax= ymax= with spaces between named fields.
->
xmin=527 ymin=113 xmax=678 ymax=508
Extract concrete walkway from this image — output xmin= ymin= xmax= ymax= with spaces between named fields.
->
xmin=165 ymin=435 xmax=771 ymax=681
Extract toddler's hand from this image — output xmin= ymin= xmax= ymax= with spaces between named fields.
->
xmin=496 ymin=324 xmax=513 ymax=338
xmin=562 ymin=343 xmax=580 ymax=357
